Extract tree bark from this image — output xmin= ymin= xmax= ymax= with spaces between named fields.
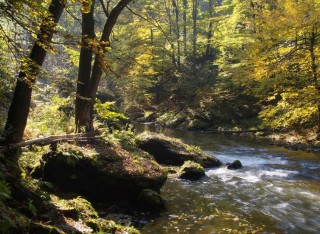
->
xmin=75 ymin=0 xmax=96 ymax=132
xmin=76 ymin=0 xmax=133 ymax=132
xmin=166 ymin=1 xmax=177 ymax=68
xmin=192 ymin=0 xmax=198 ymax=65
xmin=4 ymin=0 xmax=65 ymax=144
xmin=205 ymin=0 xmax=213 ymax=58
xmin=309 ymin=26 xmax=320 ymax=135
xmin=172 ymin=0 xmax=181 ymax=70
xmin=183 ymin=0 xmax=187 ymax=56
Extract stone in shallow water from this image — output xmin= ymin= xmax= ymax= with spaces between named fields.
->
xmin=178 ymin=161 xmax=205 ymax=180
xmin=137 ymin=189 xmax=165 ymax=211
xmin=227 ymin=160 xmax=242 ymax=170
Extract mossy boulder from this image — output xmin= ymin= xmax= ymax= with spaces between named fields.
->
xmin=29 ymin=223 xmax=65 ymax=234
xmin=135 ymin=132 xmax=222 ymax=167
xmin=178 ymin=161 xmax=205 ymax=180
xmin=33 ymin=140 xmax=167 ymax=203
xmin=137 ymin=189 xmax=164 ymax=211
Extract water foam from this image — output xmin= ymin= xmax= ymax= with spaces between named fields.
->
xmin=206 ymin=167 xmax=297 ymax=184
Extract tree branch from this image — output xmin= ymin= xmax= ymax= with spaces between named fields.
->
xmin=0 ymin=131 xmax=101 ymax=153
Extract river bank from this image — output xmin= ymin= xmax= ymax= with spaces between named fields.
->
xmin=136 ymin=122 xmax=320 ymax=153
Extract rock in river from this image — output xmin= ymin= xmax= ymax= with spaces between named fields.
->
xmin=227 ymin=160 xmax=242 ymax=170
xmin=33 ymin=140 xmax=167 ymax=203
xmin=135 ymin=132 xmax=222 ymax=167
xmin=178 ymin=161 xmax=205 ymax=180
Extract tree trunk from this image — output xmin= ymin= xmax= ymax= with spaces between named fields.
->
xmin=172 ymin=0 xmax=181 ymax=70
xmin=75 ymin=1 xmax=96 ymax=132
xmin=4 ymin=0 xmax=65 ymax=144
xmin=309 ymin=26 xmax=320 ymax=136
xmin=205 ymin=0 xmax=213 ymax=58
xmin=192 ymin=0 xmax=198 ymax=65
xmin=166 ymin=1 xmax=177 ymax=68
xmin=76 ymin=0 xmax=133 ymax=132
xmin=183 ymin=0 xmax=187 ymax=56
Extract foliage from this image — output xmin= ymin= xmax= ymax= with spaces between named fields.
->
xmin=95 ymin=101 xmax=128 ymax=123
xmin=26 ymin=97 xmax=75 ymax=138
xmin=259 ymin=89 xmax=318 ymax=129
xmin=0 ymin=180 xmax=11 ymax=202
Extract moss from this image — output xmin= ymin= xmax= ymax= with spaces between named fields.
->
xmin=87 ymin=219 xmax=140 ymax=234
xmin=51 ymin=195 xmax=98 ymax=220
xmin=137 ymin=189 xmax=164 ymax=211
xmin=136 ymin=132 xmax=222 ymax=167
xmin=34 ymin=139 xmax=167 ymax=203
xmin=19 ymin=147 xmax=47 ymax=176
xmin=70 ymin=196 xmax=98 ymax=219
xmin=29 ymin=223 xmax=65 ymax=234
xmin=178 ymin=161 xmax=205 ymax=180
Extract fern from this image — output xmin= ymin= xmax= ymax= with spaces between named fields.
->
xmin=0 ymin=180 xmax=11 ymax=202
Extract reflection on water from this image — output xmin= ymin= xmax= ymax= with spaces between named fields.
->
xmin=136 ymin=125 xmax=320 ymax=233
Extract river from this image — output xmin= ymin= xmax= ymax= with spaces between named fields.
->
xmin=135 ymin=125 xmax=320 ymax=233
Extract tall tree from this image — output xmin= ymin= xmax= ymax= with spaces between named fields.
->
xmin=205 ymin=0 xmax=214 ymax=58
xmin=4 ymin=0 xmax=65 ymax=144
xmin=75 ymin=0 xmax=96 ymax=132
xmin=192 ymin=0 xmax=198 ymax=64
xmin=75 ymin=0 xmax=133 ymax=132
xmin=182 ymin=0 xmax=187 ymax=55
xmin=172 ymin=0 xmax=181 ymax=70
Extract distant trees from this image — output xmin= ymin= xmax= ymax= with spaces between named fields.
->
xmin=0 ymin=0 xmax=319 ymax=146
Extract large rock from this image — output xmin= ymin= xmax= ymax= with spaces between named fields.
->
xmin=178 ymin=161 xmax=205 ymax=180
xmin=33 ymin=140 xmax=167 ymax=203
xmin=135 ymin=132 xmax=222 ymax=167
xmin=137 ymin=189 xmax=164 ymax=211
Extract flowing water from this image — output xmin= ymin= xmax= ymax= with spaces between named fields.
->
xmin=136 ymin=125 xmax=320 ymax=233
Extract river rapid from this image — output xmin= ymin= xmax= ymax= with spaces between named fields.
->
xmin=136 ymin=126 xmax=320 ymax=233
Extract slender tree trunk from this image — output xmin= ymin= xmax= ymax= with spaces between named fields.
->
xmin=192 ymin=0 xmax=198 ymax=65
xmin=4 ymin=0 xmax=65 ymax=144
xmin=172 ymin=0 xmax=181 ymax=70
xmin=75 ymin=1 xmax=96 ymax=132
xmin=76 ymin=0 xmax=133 ymax=132
xmin=183 ymin=0 xmax=187 ymax=56
xmin=166 ymin=1 xmax=177 ymax=68
xmin=309 ymin=26 xmax=320 ymax=135
xmin=206 ymin=0 xmax=213 ymax=58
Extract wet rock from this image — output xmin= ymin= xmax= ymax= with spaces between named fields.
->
xmin=178 ymin=161 xmax=205 ymax=180
xmin=29 ymin=223 xmax=65 ymax=234
xmin=33 ymin=140 xmax=167 ymax=203
xmin=135 ymin=132 xmax=222 ymax=167
xmin=137 ymin=189 xmax=164 ymax=211
xmin=227 ymin=160 xmax=242 ymax=170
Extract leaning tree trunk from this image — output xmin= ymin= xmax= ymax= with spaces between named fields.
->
xmin=4 ymin=0 xmax=65 ymax=144
xmin=75 ymin=1 xmax=96 ymax=132
xmin=76 ymin=0 xmax=133 ymax=132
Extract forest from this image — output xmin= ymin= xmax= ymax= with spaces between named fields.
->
xmin=0 ymin=0 xmax=319 ymax=233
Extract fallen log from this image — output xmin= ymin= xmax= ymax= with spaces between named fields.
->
xmin=0 ymin=131 xmax=101 ymax=153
